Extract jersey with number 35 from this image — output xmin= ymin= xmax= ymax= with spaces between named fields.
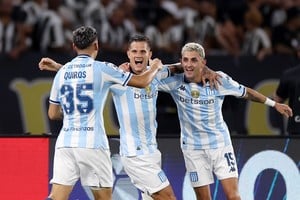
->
xmin=49 ymin=55 xmax=132 ymax=149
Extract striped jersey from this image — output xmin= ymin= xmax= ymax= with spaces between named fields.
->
xmin=49 ymin=55 xmax=132 ymax=149
xmin=158 ymin=71 xmax=246 ymax=149
xmin=110 ymin=66 xmax=170 ymax=156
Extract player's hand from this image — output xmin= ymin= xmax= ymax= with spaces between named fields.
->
xmin=149 ymin=58 xmax=163 ymax=71
xmin=39 ymin=57 xmax=61 ymax=72
xmin=119 ymin=62 xmax=130 ymax=72
xmin=201 ymin=66 xmax=221 ymax=90
xmin=167 ymin=62 xmax=183 ymax=74
xmin=274 ymin=103 xmax=293 ymax=118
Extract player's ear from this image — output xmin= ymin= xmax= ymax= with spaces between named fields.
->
xmin=127 ymin=49 xmax=130 ymax=58
xmin=72 ymin=43 xmax=76 ymax=51
xmin=93 ymin=40 xmax=99 ymax=51
xmin=149 ymin=50 xmax=152 ymax=59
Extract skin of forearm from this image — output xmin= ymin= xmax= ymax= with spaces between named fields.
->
xmin=56 ymin=62 xmax=62 ymax=71
xmin=244 ymin=87 xmax=266 ymax=103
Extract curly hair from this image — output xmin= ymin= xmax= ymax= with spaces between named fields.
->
xmin=72 ymin=26 xmax=98 ymax=49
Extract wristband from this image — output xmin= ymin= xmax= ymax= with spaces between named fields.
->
xmin=264 ymin=98 xmax=276 ymax=107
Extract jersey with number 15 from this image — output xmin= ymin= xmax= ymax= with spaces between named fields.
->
xmin=158 ymin=71 xmax=246 ymax=150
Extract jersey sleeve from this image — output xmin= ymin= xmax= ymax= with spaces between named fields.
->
xmin=217 ymin=71 xmax=246 ymax=97
xmin=100 ymin=61 xmax=132 ymax=86
xmin=155 ymin=65 xmax=171 ymax=80
xmin=158 ymin=75 xmax=180 ymax=92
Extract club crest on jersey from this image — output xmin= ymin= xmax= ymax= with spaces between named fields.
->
xmin=190 ymin=83 xmax=200 ymax=98
xmin=191 ymin=89 xmax=200 ymax=98
xmin=145 ymin=85 xmax=151 ymax=95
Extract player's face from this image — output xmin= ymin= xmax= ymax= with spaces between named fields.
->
xmin=127 ymin=41 xmax=152 ymax=74
xmin=181 ymin=51 xmax=206 ymax=82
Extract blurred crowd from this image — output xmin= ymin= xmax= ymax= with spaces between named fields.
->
xmin=1 ymin=0 xmax=299 ymax=60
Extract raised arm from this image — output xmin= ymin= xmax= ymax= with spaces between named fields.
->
xmin=201 ymin=66 xmax=222 ymax=90
xmin=244 ymin=87 xmax=293 ymax=118
xmin=39 ymin=57 xmax=62 ymax=72
xmin=127 ymin=58 xmax=163 ymax=88
xmin=39 ymin=57 xmax=163 ymax=88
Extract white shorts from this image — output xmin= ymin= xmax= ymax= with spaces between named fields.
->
xmin=182 ymin=145 xmax=238 ymax=187
xmin=50 ymin=147 xmax=113 ymax=188
xmin=121 ymin=149 xmax=170 ymax=195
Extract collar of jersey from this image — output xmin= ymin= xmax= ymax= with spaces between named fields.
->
xmin=77 ymin=54 xmax=91 ymax=58
xmin=183 ymin=76 xmax=204 ymax=86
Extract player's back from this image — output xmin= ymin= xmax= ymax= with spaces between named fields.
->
xmin=50 ymin=55 xmax=131 ymax=149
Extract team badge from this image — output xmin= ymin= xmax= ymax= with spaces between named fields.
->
xmin=145 ymin=85 xmax=151 ymax=95
xmin=191 ymin=90 xmax=200 ymax=98
xmin=190 ymin=83 xmax=200 ymax=98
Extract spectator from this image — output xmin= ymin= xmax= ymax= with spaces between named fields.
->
xmin=272 ymin=6 xmax=300 ymax=58
xmin=241 ymin=6 xmax=272 ymax=60
xmin=99 ymin=3 xmax=137 ymax=53
xmin=0 ymin=0 xmax=28 ymax=59
xmin=144 ymin=8 xmax=184 ymax=59
xmin=82 ymin=0 xmax=120 ymax=34
xmin=214 ymin=0 xmax=247 ymax=56
xmin=31 ymin=0 xmax=68 ymax=53
xmin=186 ymin=0 xmax=220 ymax=55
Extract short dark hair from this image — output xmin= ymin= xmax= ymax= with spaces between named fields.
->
xmin=72 ymin=26 xmax=97 ymax=49
xmin=128 ymin=34 xmax=152 ymax=49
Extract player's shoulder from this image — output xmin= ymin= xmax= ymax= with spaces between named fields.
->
xmin=216 ymin=71 xmax=230 ymax=80
xmin=167 ymin=73 xmax=183 ymax=82
xmin=94 ymin=61 xmax=119 ymax=70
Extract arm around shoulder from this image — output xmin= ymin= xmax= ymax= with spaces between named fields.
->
xmin=127 ymin=58 xmax=162 ymax=88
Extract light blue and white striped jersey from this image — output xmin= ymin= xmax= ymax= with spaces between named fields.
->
xmin=158 ymin=71 xmax=246 ymax=150
xmin=49 ymin=55 xmax=132 ymax=149
xmin=110 ymin=66 xmax=170 ymax=156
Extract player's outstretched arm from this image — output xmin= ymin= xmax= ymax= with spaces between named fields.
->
xmin=245 ymin=87 xmax=293 ymax=118
xmin=39 ymin=57 xmax=62 ymax=72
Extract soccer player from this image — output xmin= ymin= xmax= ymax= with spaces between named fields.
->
xmin=158 ymin=42 xmax=293 ymax=200
xmin=40 ymin=35 xmax=220 ymax=200
xmin=45 ymin=26 xmax=163 ymax=200
xmin=273 ymin=64 xmax=300 ymax=135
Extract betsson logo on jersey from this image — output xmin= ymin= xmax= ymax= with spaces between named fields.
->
xmin=133 ymin=86 xmax=158 ymax=99
xmin=178 ymin=96 xmax=214 ymax=105
xmin=177 ymin=84 xmax=215 ymax=105
xmin=134 ymin=91 xmax=158 ymax=99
